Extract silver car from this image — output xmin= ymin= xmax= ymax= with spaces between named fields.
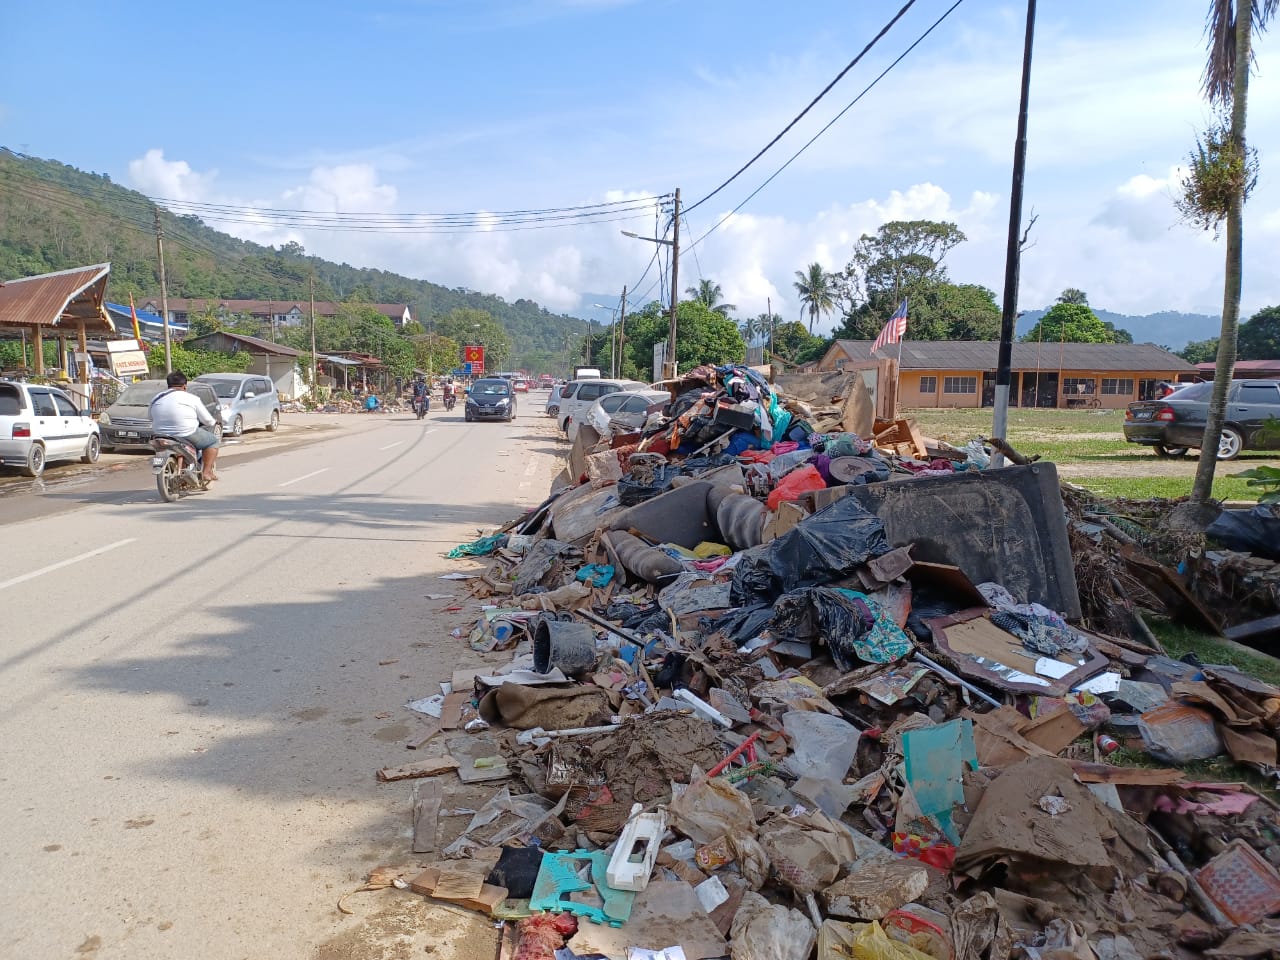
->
xmin=583 ymin=389 xmax=671 ymax=438
xmin=195 ymin=374 xmax=281 ymax=436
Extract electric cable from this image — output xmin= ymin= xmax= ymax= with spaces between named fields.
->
xmin=682 ymin=0 xmax=917 ymax=217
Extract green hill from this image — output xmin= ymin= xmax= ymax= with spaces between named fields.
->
xmin=0 ymin=148 xmax=591 ymax=372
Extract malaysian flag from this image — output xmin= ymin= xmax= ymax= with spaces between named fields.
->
xmin=871 ymin=299 xmax=908 ymax=354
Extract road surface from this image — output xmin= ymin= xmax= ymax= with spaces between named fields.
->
xmin=0 ymin=401 xmax=564 ymax=960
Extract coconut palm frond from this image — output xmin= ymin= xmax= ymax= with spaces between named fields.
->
xmin=1204 ymin=0 xmax=1279 ymax=105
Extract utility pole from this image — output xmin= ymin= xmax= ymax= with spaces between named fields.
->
xmin=309 ymin=273 xmax=318 ymax=398
xmin=991 ymin=0 xmax=1037 ymax=465
xmin=617 ymin=285 xmax=627 ymax=379
xmin=666 ymin=188 xmax=680 ymax=380
xmin=767 ymin=296 xmax=774 ymax=360
xmin=154 ymin=207 xmax=172 ymax=373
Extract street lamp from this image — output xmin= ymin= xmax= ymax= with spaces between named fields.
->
xmin=592 ymin=303 xmax=621 ymax=377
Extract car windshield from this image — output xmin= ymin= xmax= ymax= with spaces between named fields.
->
xmin=201 ymin=379 xmax=241 ymax=399
xmin=117 ymin=382 xmax=166 ymax=405
xmin=474 ymin=381 xmax=510 ymax=396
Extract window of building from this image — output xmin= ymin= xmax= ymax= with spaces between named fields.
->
xmin=1101 ymin=378 xmax=1134 ymax=395
xmin=942 ymin=376 xmax=976 ymax=395
xmin=919 ymin=375 xmax=937 ymax=393
xmin=1063 ymin=377 xmax=1096 ymax=395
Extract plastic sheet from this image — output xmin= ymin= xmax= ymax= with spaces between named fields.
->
xmin=446 ymin=532 xmax=509 ymax=558
xmin=729 ymin=892 xmax=816 ymax=960
xmin=1206 ymin=504 xmax=1280 ymax=561
xmin=766 ymin=463 xmax=824 ymax=510
xmin=730 ymin=495 xmax=890 ymax=606
xmin=772 ymin=587 xmax=912 ymax=670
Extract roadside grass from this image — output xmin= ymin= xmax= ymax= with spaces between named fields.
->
xmin=905 ymin=406 xmax=1269 ymax=501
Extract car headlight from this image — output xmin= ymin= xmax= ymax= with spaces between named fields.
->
xmin=497 ymin=398 xmax=511 ymax=406
xmin=98 ymin=412 xmax=111 ymax=425
xmin=220 ymin=403 xmax=231 ymax=414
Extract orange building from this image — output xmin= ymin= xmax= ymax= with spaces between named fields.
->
xmin=817 ymin=340 xmax=1197 ymax=409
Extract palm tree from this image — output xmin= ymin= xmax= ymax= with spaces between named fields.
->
xmin=793 ymin=263 xmax=835 ymax=334
xmin=1188 ymin=0 xmax=1276 ymax=504
xmin=739 ymin=316 xmax=760 ymax=345
xmin=686 ymin=279 xmax=736 ymax=317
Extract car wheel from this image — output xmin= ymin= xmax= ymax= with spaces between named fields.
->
xmin=547 ymin=406 xmax=559 ymax=417
xmin=21 ymin=443 xmax=45 ymax=478
xmin=267 ymin=410 xmax=279 ymax=432
xmin=230 ymin=415 xmax=244 ymax=437
xmin=81 ymin=434 xmax=101 ymax=464
xmin=213 ymin=422 xmax=224 ymax=441
xmin=1153 ymin=444 xmax=1189 ymax=458
xmin=1217 ymin=426 xmax=1244 ymax=461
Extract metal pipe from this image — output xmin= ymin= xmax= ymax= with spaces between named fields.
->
xmin=913 ymin=651 xmax=1002 ymax=708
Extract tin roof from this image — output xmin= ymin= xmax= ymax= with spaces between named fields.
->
xmin=0 ymin=263 xmax=116 ymax=335
xmin=183 ymin=331 xmax=303 ymax=357
xmin=828 ymin=340 xmax=1196 ymax=372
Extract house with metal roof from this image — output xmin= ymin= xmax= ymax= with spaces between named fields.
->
xmin=182 ymin=331 xmax=308 ymax=400
xmin=142 ymin=298 xmax=413 ymax=332
xmin=817 ymin=340 xmax=1197 ymax=409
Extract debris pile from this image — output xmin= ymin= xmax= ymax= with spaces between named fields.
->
xmin=363 ymin=366 xmax=1280 ymax=959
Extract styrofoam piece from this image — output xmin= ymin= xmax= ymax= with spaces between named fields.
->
xmin=695 ymin=874 xmax=729 ymax=913
xmin=673 ymin=688 xmax=733 ymax=728
xmin=606 ymin=803 xmax=667 ymax=892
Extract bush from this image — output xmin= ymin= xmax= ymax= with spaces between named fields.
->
xmin=150 ymin=344 xmax=253 ymax=378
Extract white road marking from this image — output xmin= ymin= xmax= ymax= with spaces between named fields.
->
xmin=0 ymin=538 xmax=137 ymax=592
xmin=523 ymin=459 xmax=538 ymax=477
xmin=425 ymin=429 xmax=438 ymax=436
xmin=278 ymin=468 xmax=329 ymax=488
xmin=380 ymin=441 xmax=404 ymax=450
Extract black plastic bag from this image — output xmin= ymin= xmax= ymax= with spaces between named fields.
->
xmin=772 ymin=586 xmax=913 ymax=670
xmin=730 ymin=495 xmax=890 ymax=606
xmin=1206 ymin=504 xmax=1280 ymax=561
xmin=705 ymin=603 xmax=774 ymax=645
xmin=618 ymin=465 xmax=678 ymax=506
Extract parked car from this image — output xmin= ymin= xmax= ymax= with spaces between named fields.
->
xmin=465 ymin=378 xmax=517 ymax=422
xmin=1122 ymin=379 xmax=1280 ymax=460
xmin=0 ymin=378 xmax=101 ymax=477
xmin=583 ymin=389 xmax=671 ymax=439
xmin=557 ymin=378 xmax=649 ymax=439
xmin=99 ymin=379 xmax=222 ymax=451
xmin=512 ymin=378 xmax=530 ymax=393
xmin=194 ymin=373 xmax=281 ymax=436
xmin=545 ymin=383 xmax=564 ymax=417
xmin=538 ymin=375 xmax=555 ymax=389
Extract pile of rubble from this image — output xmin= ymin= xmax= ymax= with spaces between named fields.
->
xmin=363 ymin=365 xmax=1280 ymax=960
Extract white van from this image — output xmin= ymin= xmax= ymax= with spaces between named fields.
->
xmin=572 ymin=367 xmax=602 ymax=380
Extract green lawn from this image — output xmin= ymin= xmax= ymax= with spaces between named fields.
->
xmin=905 ymin=406 xmax=1271 ymax=502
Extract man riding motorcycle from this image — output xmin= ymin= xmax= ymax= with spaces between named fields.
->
xmin=442 ymin=380 xmax=456 ymax=411
xmin=411 ymin=377 xmax=430 ymax=417
xmin=149 ymin=370 xmax=220 ymax=483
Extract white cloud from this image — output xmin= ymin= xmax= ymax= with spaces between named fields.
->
xmin=1092 ymin=167 xmax=1186 ymax=243
xmin=281 ymin=164 xmax=397 ymax=213
xmin=127 ymin=148 xmax=216 ymax=201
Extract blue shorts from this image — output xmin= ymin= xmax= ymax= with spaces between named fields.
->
xmin=187 ymin=427 xmax=220 ymax=451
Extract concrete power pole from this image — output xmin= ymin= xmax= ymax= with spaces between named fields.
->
xmin=617 ymin=285 xmax=627 ymax=379
xmin=666 ymin=188 xmax=680 ymax=380
xmin=309 ymin=273 xmax=318 ymax=398
xmin=154 ymin=208 xmax=172 ymax=374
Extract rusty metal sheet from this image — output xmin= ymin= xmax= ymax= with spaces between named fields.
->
xmin=0 ymin=263 xmax=115 ymax=333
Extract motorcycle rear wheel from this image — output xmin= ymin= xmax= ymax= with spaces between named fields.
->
xmin=157 ymin=457 xmax=180 ymax=503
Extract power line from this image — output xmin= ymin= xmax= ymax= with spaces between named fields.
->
xmin=682 ymin=0 xmax=918 ymax=217
xmin=686 ymin=0 xmax=967 ymax=255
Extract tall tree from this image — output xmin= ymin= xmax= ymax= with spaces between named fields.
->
xmin=685 ymin=279 xmax=736 ymax=317
xmin=620 ymin=301 xmax=745 ymax=380
xmin=1021 ymin=303 xmax=1121 ymax=344
xmin=1238 ymin=304 xmax=1280 ymax=358
xmin=793 ymin=263 xmax=835 ymax=333
xmin=1057 ymin=288 xmax=1089 ymax=305
xmin=1179 ymin=0 xmax=1276 ymax=502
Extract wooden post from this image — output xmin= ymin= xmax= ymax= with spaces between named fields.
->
xmin=78 ymin=322 xmax=89 ymax=413
xmin=33 ymin=327 xmax=44 ymax=376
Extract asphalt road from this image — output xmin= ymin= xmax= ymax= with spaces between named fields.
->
xmin=0 ymin=400 xmax=564 ymax=960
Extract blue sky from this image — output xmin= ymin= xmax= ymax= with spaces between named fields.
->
xmin=4 ymin=0 xmax=1279 ymax=342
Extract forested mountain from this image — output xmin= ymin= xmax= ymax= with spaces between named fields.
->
xmin=1016 ymin=306 xmax=1219 ymax=351
xmin=0 ymin=149 xmax=591 ymax=368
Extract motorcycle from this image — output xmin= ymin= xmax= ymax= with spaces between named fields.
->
xmin=151 ymin=435 xmax=208 ymax=502
xmin=443 ymin=393 xmax=456 ymax=412
xmin=414 ymin=395 xmax=429 ymax=419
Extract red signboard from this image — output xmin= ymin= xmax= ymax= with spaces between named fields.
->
xmin=463 ymin=345 xmax=485 ymax=364
xmin=472 ymin=360 xmax=485 ymax=375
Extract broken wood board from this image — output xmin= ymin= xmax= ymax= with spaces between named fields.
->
xmin=407 ymin=721 xmax=442 ymax=750
xmin=409 ymin=867 xmax=508 ymax=914
xmin=411 ymin=778 xmax=443 ymax=854
xmin=1068 ymin=761 xmax=1184 ymax=786
xmin=377 ymin=756 xmax=460 ymax=782
xmin=439 ymin=691 xmax=471 ymax=730
xmin=447 ymin=735 xmax=511 ymax=783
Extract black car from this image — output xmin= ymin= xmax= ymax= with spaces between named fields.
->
xmin=1123 ymin=379 xmax=1280 ymax=460
xmin=98 ymin=379 xmax=223 ymax=451
xmin=464 ymin=378 xmax=517 ymax=422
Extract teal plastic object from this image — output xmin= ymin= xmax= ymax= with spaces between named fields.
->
xmin=901 ymin=718 xmax=977 ymax=845
xmin=575 ymin=564 xmax=615 ymax=588
xmin=446 ymin=532 xmax=508 ymax=559
xmin=529 ymin=849 xmax=636 ymax=927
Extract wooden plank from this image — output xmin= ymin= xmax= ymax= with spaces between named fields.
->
xmin=448 ymin=735 xmax=511 ymax=783
xmin=439 ymin=691 xmax=470 ymax=730
xmin=407 ymin=720 xmax=442 ymax=750
xmin=905 ymin=419 xmax=929 ymax=458
xmin=1225 ymin=614 xmax=1280 ymax=643
xmin=408 ymin=867 xmax=508 ymax=914
xmin=1068 ymin=761 xmax=1184 ymax=786
xmin=411 ymin=778 xmax=442 ymax=854
xmin=376 ymin=756 xmax=459 ymax=782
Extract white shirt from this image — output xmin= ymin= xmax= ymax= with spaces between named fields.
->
xmin=150 ymin=389 xmax=215 ymax=437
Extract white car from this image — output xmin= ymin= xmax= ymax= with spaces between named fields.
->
xmin=0 ymin=378 xmax=102 ymax=477
xmin=558 ymin=378 xmax=648 ymax=440
xmin=584 ymin=389 xmax=671 ymax=439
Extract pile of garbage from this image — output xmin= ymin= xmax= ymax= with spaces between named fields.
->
xmin=363 ymin=365 xmax=1280 ymax=960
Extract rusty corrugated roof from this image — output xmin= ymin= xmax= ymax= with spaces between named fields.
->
xmin=0 ymin=263 xmax=116 ymax=335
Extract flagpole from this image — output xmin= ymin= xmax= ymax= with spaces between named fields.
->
xmin=895 ymin=332 xmax=905 ymax=417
